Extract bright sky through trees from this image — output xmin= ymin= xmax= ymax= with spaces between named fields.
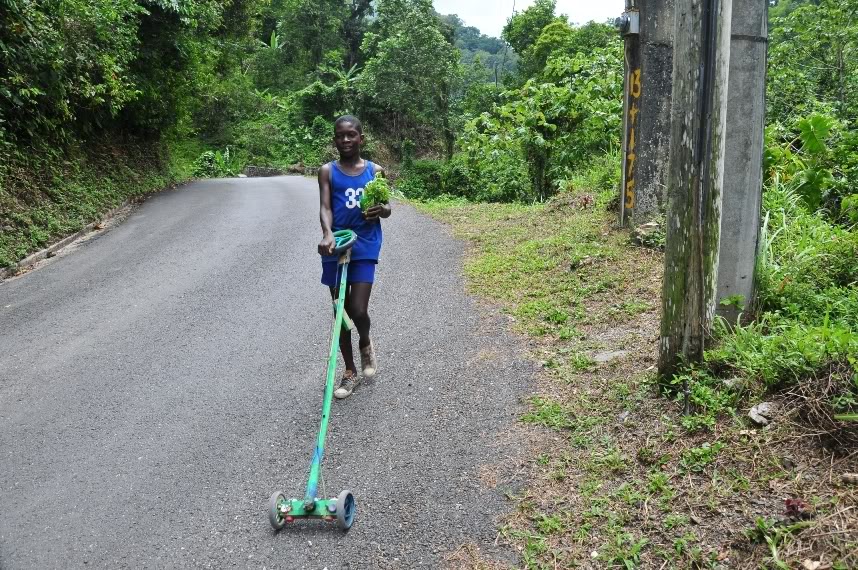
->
xmin=432 ymin=0 xmax=625 ymax=37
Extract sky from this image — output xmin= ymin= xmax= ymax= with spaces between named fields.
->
xmin=432 ymin=0 xmax=626 ymax=38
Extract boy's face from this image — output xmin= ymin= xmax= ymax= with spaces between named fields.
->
xmin=333 ymin=122 xmax=364 ymax=158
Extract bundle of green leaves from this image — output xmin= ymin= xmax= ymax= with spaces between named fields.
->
xmin=361 ymin=177 xmax=391 ymax=211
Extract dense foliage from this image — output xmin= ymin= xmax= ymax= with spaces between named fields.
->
xmin=397 ymin=3 xmax=622 ymax=203
xmin=0 ymin=0 xmax=249 ymax=144
xmin=692 ymin=0 xmax=858 ymax=428
xmin=765 ymin=0 xmax=858 ymax=219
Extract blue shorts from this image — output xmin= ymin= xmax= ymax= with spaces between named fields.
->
xmin=321 ymin=260 xmax=377 ymax=288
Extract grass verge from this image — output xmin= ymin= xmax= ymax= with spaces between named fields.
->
xmin=0 ymin=136 xmax=200 ymax=269
xmin=418 ymin=189 xmax=857 ymax=569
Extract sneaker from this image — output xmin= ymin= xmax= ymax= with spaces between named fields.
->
xmin=334 ymin=370 xmax=360 ymax=399
xmin=360 ymin=341 xmax=377 ymax=379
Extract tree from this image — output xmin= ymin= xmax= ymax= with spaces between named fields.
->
xmin=768 ymin=0 xmax=858 ymax=123
xmin=358 ymin=0 xmax=460 ymax=149
xmin=502 ymin=0 xmax=561 ymax=55
xmin=521 ymin=20 xmax=574 ymax=77
xmin=768 ymin=0 xmax=819 ymax=20
xmin=344 ymin=0 xmax=374 ymax=68
xmin=275 ymin=0 xmax=347 ymax=80
xmin=458 ymin=40 xmax=622 ymax=202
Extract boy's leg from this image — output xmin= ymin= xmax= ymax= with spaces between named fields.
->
xmin=329 ymin=286 xmax=357 ymax=373
xmin=348 ymin=282 xmax=377 ymax=377
xmin=346 ymin=282 xmax=373 ymax=349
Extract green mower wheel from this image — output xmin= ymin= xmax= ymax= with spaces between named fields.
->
xmin=269 ymin=491 xmax=287 ymax=530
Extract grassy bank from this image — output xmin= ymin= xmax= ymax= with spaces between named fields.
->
xmin=0 ymin=137 xmax=202 ymax=269
xmin=418 ymin=188 xmax=856 ymax=568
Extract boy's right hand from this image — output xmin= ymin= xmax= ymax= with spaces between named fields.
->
xmin=318 ymin=234 xmax=335 ymax=256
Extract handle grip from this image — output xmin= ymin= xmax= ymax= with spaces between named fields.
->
xmin=332 ymin=229 xmax=357 ymax=255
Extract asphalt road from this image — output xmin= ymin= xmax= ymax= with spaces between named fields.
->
xmin=0 ymin=176 xmax=532 ymax=569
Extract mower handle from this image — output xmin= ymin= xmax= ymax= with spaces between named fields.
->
xmin=332 ymin=229 xmax=357 ymax=255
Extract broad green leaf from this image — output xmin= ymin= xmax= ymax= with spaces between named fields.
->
xmin=797 ymin=113 xmax=833 ymax=155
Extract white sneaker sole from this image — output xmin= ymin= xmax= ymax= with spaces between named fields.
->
xmin=334 ymin=377 xmax=361 ymax=399
xmin=334 ymin=388 xmax=352 ymax=399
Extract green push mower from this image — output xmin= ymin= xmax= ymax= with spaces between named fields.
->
xmin=268 ymin=229 xmax=358 ymax=532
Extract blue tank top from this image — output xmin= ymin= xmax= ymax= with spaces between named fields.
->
xmin=324 ymin=160 xmax=383 ymax=263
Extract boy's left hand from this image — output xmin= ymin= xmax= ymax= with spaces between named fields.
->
xmin=363 ymin=204 xmax=390 ymax=221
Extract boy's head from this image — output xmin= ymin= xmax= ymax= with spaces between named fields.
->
xmin=333 ymin=115 xmax=364 ymax=158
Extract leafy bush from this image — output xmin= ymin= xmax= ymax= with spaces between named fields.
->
xmin=1 ymin=0 xmax=143 ymax=139
xmin=757 ymin=181 xmax=858 ymax=327
xmin=396 ymin=157 xmax=481 ymax=201
xmin=562 ymin=150 xmax=622 ymax=208
xmin=765 ymin=111 xmax=858 ymax=223
xmin=1 ymin=0 xmax=236 ymax=141
xmin=842 ymin=194 xmax=858 ymax=225
xmin=396 ymin=160 xmax=444 ymax=199
xmin=702 ymin=177 xmax=857 ymax=418
xmin=457 ymin=116 xmax=532 ymax=201
xmin=233 ymin=107 xmax=335 ymax=169
xmin=454 ymin=41 xmax=622 ymax=203
xmin=192 ymin=148 xmax=242 ymax=178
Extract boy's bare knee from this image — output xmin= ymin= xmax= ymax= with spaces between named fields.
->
xmin=349 ymin=306 xmax=368 ymax=323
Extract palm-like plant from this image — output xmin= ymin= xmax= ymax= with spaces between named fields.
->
xmin=257 ymin=30 xmax=284 ymax=52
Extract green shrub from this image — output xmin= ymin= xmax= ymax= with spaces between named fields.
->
xmin=396 ymin=157 xmax=478 ymax=201
xmin=841 ymin=194 xmax=858 ymax=225
xmin=758 ymin=181 xmax=858 ymax=327
xmin=764 ymin=114 xmax=858 ymax=220
xmin=441 ymin=155 xmax=474 ymax=197
xmin=192 ymin=148 xmax=243 ymax=178
xmin=401 ymin=160 xmax=445 ymax=198
xmin=233 ymin=108 xmax=334 ymax=169
xmin=707 ymin=316 xmax=857 ymax=389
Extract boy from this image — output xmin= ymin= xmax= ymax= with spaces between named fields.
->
xmin=317 ymin=115 xmax=391 ymax=399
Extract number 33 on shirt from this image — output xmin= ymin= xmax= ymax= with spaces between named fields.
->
xmin=345 ymin=187 xmax=364 ymax=209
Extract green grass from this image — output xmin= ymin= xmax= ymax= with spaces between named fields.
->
xmin=167 ymin=137 xmax=209 ymax=182
xmin=415 ymin=176 xmax=858 ymax=569
xmin=0 ymin=137 xmax=198 ymax=268
xmin=414 ymin=196 xmax=631 ymax=347
xmin=521 ymin=397 xmax=577 ymax=431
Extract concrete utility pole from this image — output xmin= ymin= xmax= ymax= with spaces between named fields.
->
xmin=619 ymin=0 xmax=676 ymax=228
xmin=635 ymin=0 xmax=675 ymax=226
xmin=715 ymin=0 xmax=768 ymax=321
xmin=658 ymin=0 xmax=733 ymax=379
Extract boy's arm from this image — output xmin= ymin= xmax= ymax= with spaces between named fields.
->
xmin=318 ymin=164 xmax=335 ymax=255
xmin=364 ymin=164 xmax=392 ymax=220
